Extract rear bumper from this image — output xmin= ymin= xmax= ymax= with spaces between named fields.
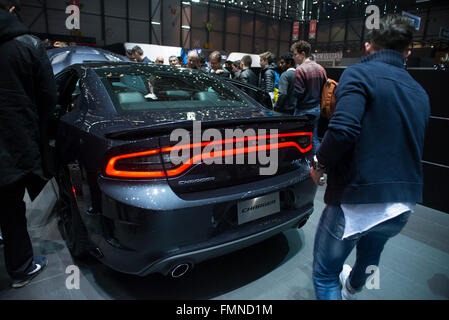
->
xmin=85 ymin=168 xmax=316 ymax=276
xmin=138 ymin=206 xmax=313 ymax=276
xmin=90 ymin=204 xmax=313 ymax=276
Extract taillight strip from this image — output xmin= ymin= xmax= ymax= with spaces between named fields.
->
xmin=165 ymin=141 xmax=306 ymax=177
xmin=105 ymin=132 xmax=312 ymax=178
xmin=105 ymin=149 xmax=165 ymax=178
xmin=161 ymin=132 xmax=312 ymax=152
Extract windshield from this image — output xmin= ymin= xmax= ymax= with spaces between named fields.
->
xmin=94 ymin=65 xmax=250 ymax=113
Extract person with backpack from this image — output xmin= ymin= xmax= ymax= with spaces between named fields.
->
xmin=259 ymin=51 xmax=280 ymax=104
xmin=310 ymin=15 xmax=430 ymax=300
xmin=291 ymin=40 xmax=327 ymax=154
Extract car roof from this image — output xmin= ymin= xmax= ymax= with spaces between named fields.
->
xmin=61 ymin=61 xmax=206 ymax=76
xmin=73 ymin=61 xmax=201 ymax=70
xmin=47 ymin=45 xmax=123 ymax=57
xmin=48 ymin=46 xmax=129 ymax=74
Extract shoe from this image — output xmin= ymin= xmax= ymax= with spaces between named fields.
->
xmin=339 ymin=264 xmax=357 ymax=300
xmin=11 ymin=255 xmax=48 ymax=289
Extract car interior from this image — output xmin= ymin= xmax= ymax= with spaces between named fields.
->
xmin=105 ymin=74 xmax=239 ymax=112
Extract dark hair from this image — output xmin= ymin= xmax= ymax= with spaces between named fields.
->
xmin=280 ymin=52 xmax=295 ymax=67
xmin=132 ymin=45 xmax=144 ymax=56
xmin=368 ymin=15 xmax=414 ymax=52
xmin=291 ymin=40 xmax=312 ymax=57
xmin=241 ymin=55 xmax=252 ymax=68
xmin=232 ymin=60 xmax=241 ymax=68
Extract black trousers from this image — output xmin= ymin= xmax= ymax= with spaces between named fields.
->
xmin=0 ymin=179 xmax=34 ymax=279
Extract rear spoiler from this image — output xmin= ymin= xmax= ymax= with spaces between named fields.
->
xmin=104 ymin=115 xmax=314 ymax=140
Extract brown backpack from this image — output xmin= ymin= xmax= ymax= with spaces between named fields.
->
xmin=320 ymin=78 xmax=338 ymax=119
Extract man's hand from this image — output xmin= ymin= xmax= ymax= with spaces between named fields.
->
xmin=310 ymin=167 xmax=325 ymax=186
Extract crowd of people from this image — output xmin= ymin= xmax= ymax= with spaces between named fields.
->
xmin=125 ymin=43 xmax=326 ymax=121
xmin=0 ymin=0 xmax=431 ymax=302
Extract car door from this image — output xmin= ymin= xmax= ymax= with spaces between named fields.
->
xmin=221 ymin=77 xmax=273 ymax=110
xmin=50 ymin=69 xmax=81 ymax=136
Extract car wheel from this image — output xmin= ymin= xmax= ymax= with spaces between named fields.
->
xmin=56 ymin=164 xmax=89 ymax=257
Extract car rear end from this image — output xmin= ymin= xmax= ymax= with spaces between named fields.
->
xmin=84 ymin=65 xmax=317 ymax=276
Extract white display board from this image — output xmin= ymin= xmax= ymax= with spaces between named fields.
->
xmin=124 ymin=42 xmax=182 ymax=64
xmin=227 ymin=52 xmax=260 ymax=68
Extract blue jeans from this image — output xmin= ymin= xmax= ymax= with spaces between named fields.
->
xmin=294 ymin=105 xmax=320 ymax=154
xmin=312 ymin=205 xmax=411 ymax=300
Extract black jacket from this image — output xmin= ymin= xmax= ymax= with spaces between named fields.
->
xmin=259 ymin=63 xmax=278 ymax=92
xmin=239 ymin=68 xmax=258 ymax=86
xmin=206 ymin=66 xmax=232 ymax=79
xmin=0 ymin=10 xmax=57 ymax=199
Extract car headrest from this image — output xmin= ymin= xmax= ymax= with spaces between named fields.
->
xmin=118 ymin=91 xmax=147 ymax=104
xmin=194 ymin=91 xmax=218 ymax=101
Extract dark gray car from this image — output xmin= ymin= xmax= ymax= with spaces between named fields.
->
xmin=52 ymin=61 xmax=317 ymax=278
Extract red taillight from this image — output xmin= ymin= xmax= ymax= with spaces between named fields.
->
xmin=105 ymin=132 xmax=312 ymax=178
xmin=105 ymin=149 xmax=165 ymax=178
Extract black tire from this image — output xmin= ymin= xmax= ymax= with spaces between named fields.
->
xmin=56 ymin=165 xmax=89 ymax=257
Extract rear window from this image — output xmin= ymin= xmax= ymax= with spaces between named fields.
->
xmin=94 ymin=65 xmax=250 ymax=113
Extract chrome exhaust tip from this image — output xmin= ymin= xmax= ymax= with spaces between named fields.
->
xmin=170 ymin=263 xmax=191 ymax=278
